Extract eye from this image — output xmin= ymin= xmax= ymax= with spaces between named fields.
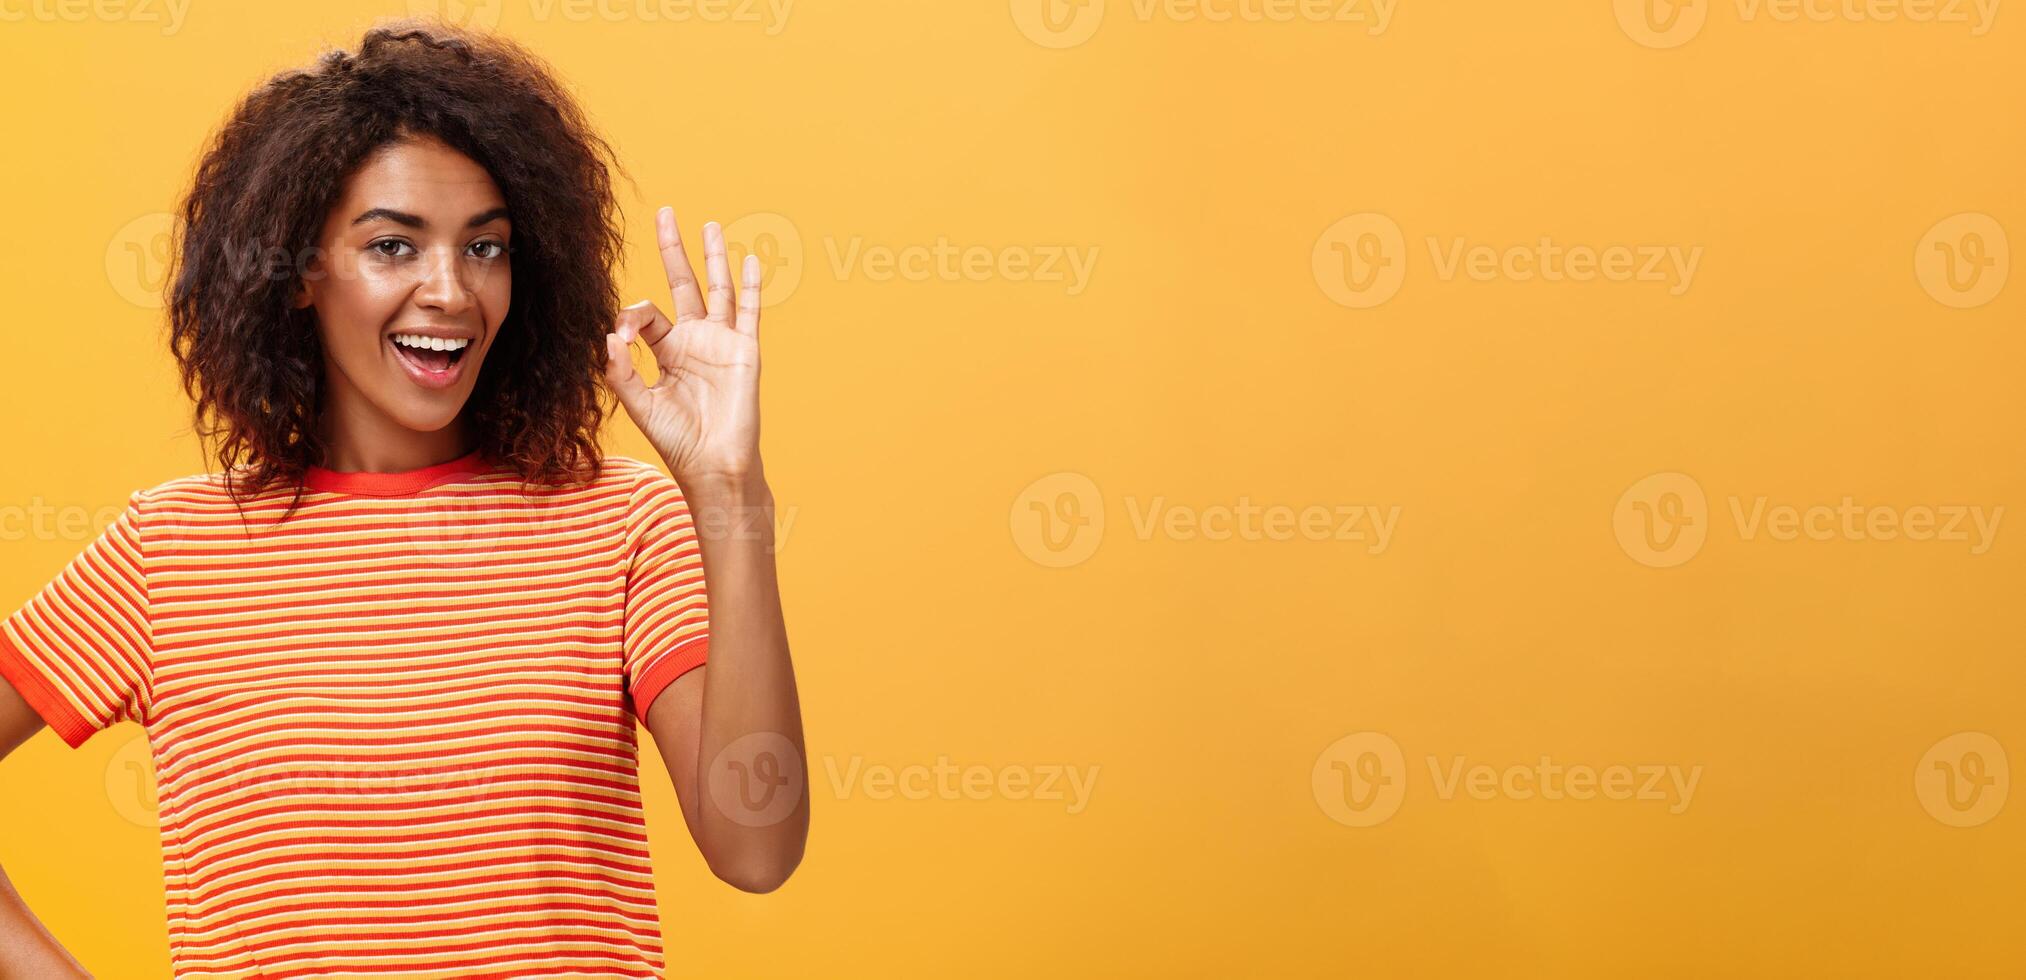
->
xmin=469 ymin=240 xmax=507 ymax=260
xmin=369 ymin=238 xmax=415 ymax=258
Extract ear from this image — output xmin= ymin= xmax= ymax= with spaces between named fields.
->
xmin=292 ymin=275 xmax=315 ymax=310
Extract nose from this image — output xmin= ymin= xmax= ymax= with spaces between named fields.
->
xmin=413 ymin=244 xmax=476 ymax=317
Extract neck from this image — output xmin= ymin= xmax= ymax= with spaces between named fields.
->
xmin=315 ymin=387 xmax=476 ymax=474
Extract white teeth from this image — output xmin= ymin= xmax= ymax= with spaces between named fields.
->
xmin=392 ymin=334 xmax=471 ymax=352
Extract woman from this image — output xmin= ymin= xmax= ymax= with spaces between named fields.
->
xmin=0 ymin=20 xmax=806 ymax=978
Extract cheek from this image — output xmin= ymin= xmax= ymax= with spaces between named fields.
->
xmin=314 ymin=260 xmax=409 ymax=345
xmin=479 ymin=265 xmax=512 ymax=329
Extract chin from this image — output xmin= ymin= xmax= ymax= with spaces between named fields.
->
xmin=373 ymin=353 xmax=486 ymax=432
xmin=381 ymin=393 xmax=474 ymax=433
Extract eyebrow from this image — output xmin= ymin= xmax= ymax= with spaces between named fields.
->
xmin=351 ymin=206 xmax=511 ymax=229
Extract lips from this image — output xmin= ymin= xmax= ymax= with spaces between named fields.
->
xmin=388 ymin=335 xmax=470 ymax=390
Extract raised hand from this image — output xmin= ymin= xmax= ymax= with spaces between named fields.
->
xmin=604 ymin=206 xmax=764 ymax=487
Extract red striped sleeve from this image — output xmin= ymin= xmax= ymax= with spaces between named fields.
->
xmin=621 ymin=464 xmax=711 ymax=724
xmin=0 ymin=490 xmax=153 ymax=748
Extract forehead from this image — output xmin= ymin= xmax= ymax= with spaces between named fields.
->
xmin=334 ymin=136 xmax=505 ymax=212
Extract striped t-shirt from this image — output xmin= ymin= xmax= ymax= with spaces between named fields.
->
xmin=0 ymin=449 xmax=710 ymax=978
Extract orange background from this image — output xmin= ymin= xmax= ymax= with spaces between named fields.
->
xmin=1 ymin=0 xmax=2022 ymax=976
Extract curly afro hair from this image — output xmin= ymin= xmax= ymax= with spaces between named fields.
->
xmin=167 ymin=18 xmax=630 ymax=515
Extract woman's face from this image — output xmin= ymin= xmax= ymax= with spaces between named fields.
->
xmin=296 ymin=135 xmax=511 ymax=435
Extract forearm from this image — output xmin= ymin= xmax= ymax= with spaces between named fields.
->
xmin=675 ymin=472 xmax=807 ymax=891
xmin=0 ymin=863 xmax=91 ymax=978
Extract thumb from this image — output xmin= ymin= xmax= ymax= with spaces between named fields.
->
xmin=603 ymin=329 xmax=651 ymax=421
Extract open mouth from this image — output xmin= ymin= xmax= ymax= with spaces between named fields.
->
xmin=389 ymin=333 xmax=473 ymax=387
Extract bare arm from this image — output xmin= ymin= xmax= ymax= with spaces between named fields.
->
xmin=645 ymin=477 xmax=807 ymax=893
xmin=605 ymin=209 xmax=809 ymax=894
xmin=0 ymin=678 xmax=92 ymax=979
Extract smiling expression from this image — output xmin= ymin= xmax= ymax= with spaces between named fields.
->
xmin=295 ymin=135 xmax=513 ymax=434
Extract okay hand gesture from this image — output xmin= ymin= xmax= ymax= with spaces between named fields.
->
xmin=604 ymin=207 xmax=764 ymax=487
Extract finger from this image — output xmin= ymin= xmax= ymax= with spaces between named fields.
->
xmin=657 ymin=206 xmax=707 ymax=322
xmin=602 ymin=329 xmax=651 ymax=421
xmin=703 ymin=220 xmax=734 ymax=324
xmin=616 ymin=299 xmax=680 ymax=377
xmin=735 ymin=253 xmax=762 ymax=338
